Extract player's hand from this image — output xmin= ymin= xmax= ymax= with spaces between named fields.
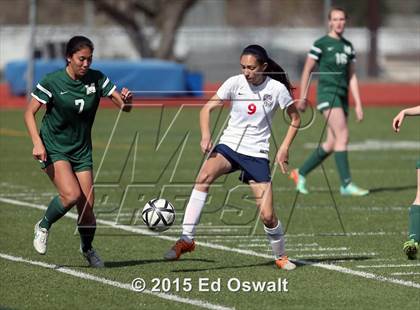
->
xmin=295 ymin=98 xmax=307 ymax=112
xmin=355 ymin=105 xmax=364 ymax=122
xmin=33 ymin=142 xmax=47 ymax=162
xmin=276 ymin=147 xmax=289 ymax=174
xmin=121 ymin=87 xmax=132 ymax=104
xmin=392 ymin=111 xmax=405 ymax=132
xmin=120 ymin=88 xmax=133 ymax=112
xmin=200 ymin=137 xmax=213 ymax=153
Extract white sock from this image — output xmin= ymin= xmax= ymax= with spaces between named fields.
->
xmin=264 ymin=221 xmax=285 ymax=259
xmin=181 ymin=189 xmax=207 ymax=242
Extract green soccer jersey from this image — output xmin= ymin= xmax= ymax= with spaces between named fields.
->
xmin=308 ymin=35 xmax=356 ymax=97
xmin=31 ymin=68 xmax=116 ymax=158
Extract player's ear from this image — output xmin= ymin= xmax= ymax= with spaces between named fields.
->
xmin=66 ymin=53 xmax=74 ymax=64
xmin=262 ymin=62 xmax=268 ymax=71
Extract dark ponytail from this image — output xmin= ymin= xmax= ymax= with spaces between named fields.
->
xmin=266 ymin=57 xmax=294 ymax=95
xmin=241 ymin=44 xmax=294 ymax=95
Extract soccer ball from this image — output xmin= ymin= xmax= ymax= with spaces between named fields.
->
xmin=142 ymin=198 xmax=175 ymax=232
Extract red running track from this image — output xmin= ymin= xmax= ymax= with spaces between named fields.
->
xmin=1 ymin=82 xmax=418 ymax=109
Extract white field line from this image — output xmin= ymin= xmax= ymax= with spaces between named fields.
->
xmin=356 ymin=263 xmax=420 ymax=269
xmin=209 ymin=238 xmax=267 ymax=243
xmin=0 ymin=253 xmax=233 ymax=310
xmin=0 ymin=192 xmax=55 ymax=197
xmin=311 ymin=263 xmax=420 ymax=288
xmin=237 ymin=244 xmax=350 ymax=252
xmin=238 ymin=244 xmax=271 ymax=248
xmin=281 ymin=232 xmax=400 ymax=238
xmin=304 ymin=140 xmax=420 ymax=151
xmin=296 ymin=252 xmax=377 ymax=258
xmin=1 ymin=197 xmax=419 ymax=290
xmin=171 ymin=226 xmax=246 ymax=230
xmin=173 ymin=231 xmax=401 ymax=238
xmin=198 ymin=232 xmax=401 ymax=238
xmin=295 ymin=243 xmax=320 ymax=246
xmin=286 ymin=232 xmax=401 ymax=237
xmin=391 ymin=272 xmax=420 ymax=276
xmin=79 ymin=205 xmax=409 ymax=219
xmin=332 ymin=258 xmax=404 ymax=264
xmin=209 ymin=239 xmax=317 ymax=244
xmin=1 ymin=196 xmax=402 ymax=239
xmin=287 ymin=247 xmax=349 ymax=252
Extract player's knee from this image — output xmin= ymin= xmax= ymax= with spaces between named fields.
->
xmin=341 ymin=136 xmax=349 ymax=146
xmin=61 ymin=188 xmax=82 ymax=207
xmin=336 ymin=131 xmax=349 ymax=145
xmin=260 ymin=212 xmax=277 ymax=228
xmin=334 ymin=136 xmax=348 ymax=149
xmin=78 ymin=211 xmax=96 ymax=225
xmin=196 ymin=170 xmax=216 ymax=185
xmin=79 ymin=194 xmax=95 ymax=210
xmin=322 ymin=143 xmax=334 ymax=153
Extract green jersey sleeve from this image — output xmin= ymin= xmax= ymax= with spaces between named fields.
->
xmin=98 ymin=72 xmax=116 ymax=97
xmin=349 ymin=45 xmax=356 ymax=63
xmin=31 ymin=76 xmax=53 ymax=104
xmin=308 ymin=40 xmax=322 ymax=62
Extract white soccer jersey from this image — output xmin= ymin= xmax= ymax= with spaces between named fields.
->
xmin=216 ymin=74 xmax=293 ymax=159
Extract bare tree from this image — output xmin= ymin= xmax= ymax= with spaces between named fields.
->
xmin=94 ymin=0 xmax=197 ymax=60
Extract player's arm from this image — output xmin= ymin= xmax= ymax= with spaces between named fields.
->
xmin=23 ymin=98 xmax=47 ymax=161
xmin=349 ymin=63 xmax=364 ymax=122
xmin=298 ymin=56 xmax=317 ymax=111
xmin=199 ymin=94 xmax=223 ymax=153
xmin=392 ymin=105 xmax=420 ymax=132
xmin=277 ymin=103 xmax=301 ymax=174
xmin=109 ymin=87 xmax=133 ymax=112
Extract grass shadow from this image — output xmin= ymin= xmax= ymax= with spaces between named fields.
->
xmin=171 ymin=260 xmax=273 ymax=273
xmin=105 ymin=258 xmax=216 ymax=268
xmin=295 ymin=255 xmax=373 ymax=267
xmin=59 ymin=258 xmax=215 ymax=269
xmin=369 ymin=185 xmax=416 ymax=193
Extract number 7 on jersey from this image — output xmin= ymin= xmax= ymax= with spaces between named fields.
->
xmin=75 ymin=99 xmax=85 ymax=114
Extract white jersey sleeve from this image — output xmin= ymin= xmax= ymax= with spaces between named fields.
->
xmin=216 ymin=76 xmax=239 ymax=100
xmin=276 ymin=84 xmax=293 ymax=110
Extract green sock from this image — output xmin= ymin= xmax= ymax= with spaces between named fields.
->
xmin=299 ymin=146 xmax=330 ymax=176
xmin=408 ymin=205 xmax=420 ymax=242
xmin=39 ymin=196 xmax=69 ymax=230
xmin=78 ymin=224 xmax=96 ymax=252
xmin=334 ymin=151 xmax=351 ymax=187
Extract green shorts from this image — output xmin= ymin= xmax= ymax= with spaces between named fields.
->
xmin=40 ymin=152 xmax=93 ymax=172
xmin=317 ymin=93 xmax=349 ymax=115
xmin=416 ymin=159 xmax=420 ymax=169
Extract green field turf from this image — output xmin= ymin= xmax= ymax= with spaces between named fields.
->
xmin=0 ymin=105 xmax=419 ymax=309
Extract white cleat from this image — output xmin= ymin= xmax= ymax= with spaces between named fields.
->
xmin=275 ymin=256 xmax=296 ymax=270
xmin=33 ymin=220 xmax=48 ymax=255
xmin=340 ymin=182 xmax=369 ymax=196
xmin=81 ymin=247 xmax=105 ymax=268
